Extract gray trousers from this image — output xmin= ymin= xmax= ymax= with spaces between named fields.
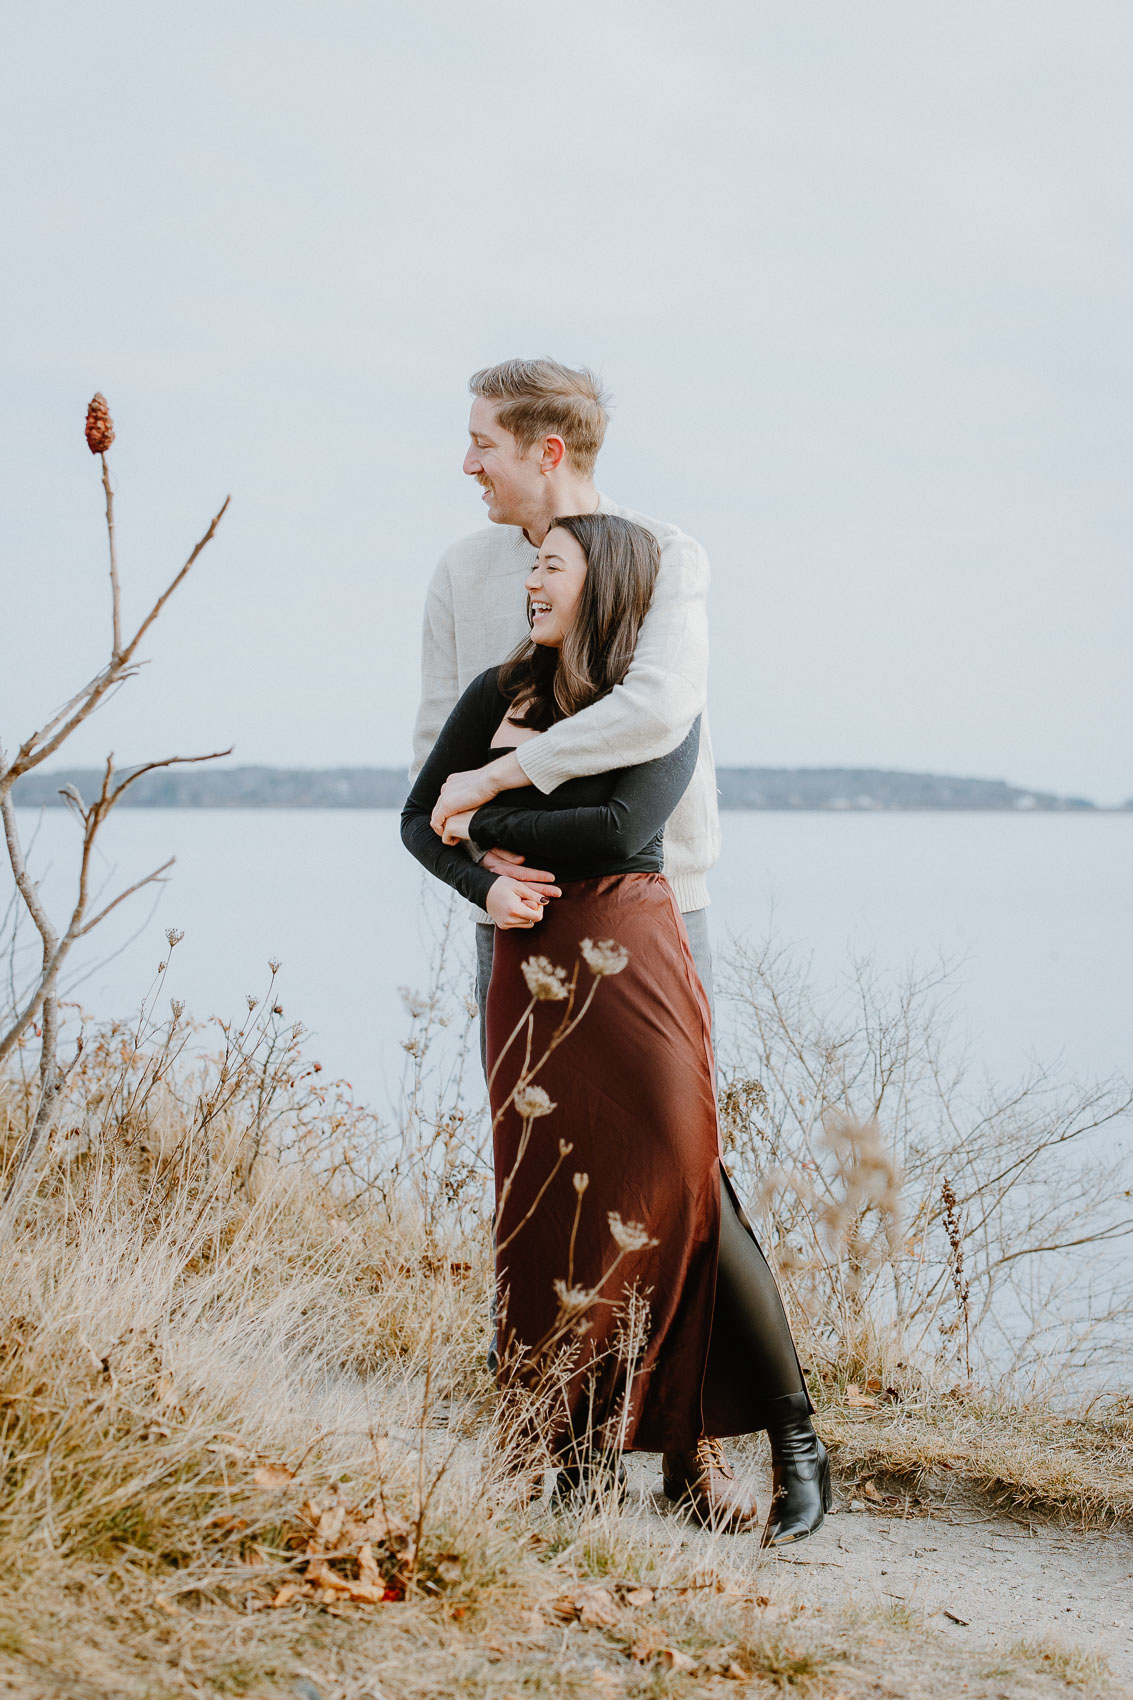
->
xmin=475 ymin=908 xmax=714 ymax=1073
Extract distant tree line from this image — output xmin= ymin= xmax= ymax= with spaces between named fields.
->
xmin=11 ymin=766 xmax=1107 ymax=811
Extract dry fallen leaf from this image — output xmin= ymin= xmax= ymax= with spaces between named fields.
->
xmin=253 ymin=1462 xmax=295 ymax=1489
xmin=660 ymin=1648 xmax=696 ymax=1672
xmin=307 ymin=1561 xmax=353 ymax=1595
xmin=862 ymin=1480 xmax=883 ymax=1502
xmin=554 ymin=1583 xmax=620 ymax=1628
xmin=623 ymin=1586 xmax=654 ymax=1606
xmin=316 ymin=1504 xmax=346 ymax=1549
xmin=271 ymin=1583 xmax=304 ymax=1608
xmin=845 ymin=1383 xmax=881 ymax=1409
xmin=309 ymin=1559 xmax=387 ymax=1605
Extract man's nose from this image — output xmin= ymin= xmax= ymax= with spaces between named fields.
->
xmin=463 ymin=445 xmax=481 ymax=475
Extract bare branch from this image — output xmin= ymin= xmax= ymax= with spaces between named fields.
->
xmin=0 ymin=412 xmax=232 ymax=1220
xmin=107 ymin=747 xmax=234 ymax=810
xmin=2 ymin=493 xmax=229 ymax=785
xmin=0 ymin=790 xmax=59 ymax=969
xmin=101 ymin=451 xmax=122 ymax=660
xmin=77 ymin=858 xmax=175 ymax=936
xmin=119 ymin=495 xmax=231 ymax=667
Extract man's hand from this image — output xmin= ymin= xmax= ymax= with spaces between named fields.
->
xmin=430 ymin=750 xmax=528 ymax=836
xmin=485 ymin=873 xmax=559 ymax=929
xmin=481 ymin=846 xmax=558 ymax=886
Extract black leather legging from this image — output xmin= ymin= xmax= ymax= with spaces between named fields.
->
xmin=707 ymin=1172 xmax=808 ymax=1414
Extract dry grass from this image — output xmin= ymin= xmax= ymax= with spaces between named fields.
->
xmin=816 ymin=1392 xmax=1133 ymax=1526
xmin=717 ymin=939 xmax=1133 ymax=1401
xmin=0 ymin=935 xmax=1128 ymax=1698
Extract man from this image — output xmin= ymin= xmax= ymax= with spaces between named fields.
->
xmin=412 ymin=357 xmax=720 ymax=1022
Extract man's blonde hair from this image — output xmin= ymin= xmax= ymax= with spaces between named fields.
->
xmin=469 ymin=358 xmax=609 ymax=476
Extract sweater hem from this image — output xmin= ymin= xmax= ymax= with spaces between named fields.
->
xmin=668 ymin=873 xmax=710 ymax=913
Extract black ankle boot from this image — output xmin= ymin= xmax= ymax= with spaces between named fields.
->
xmin=761 ymin=1391 xmax=831 ymax=1547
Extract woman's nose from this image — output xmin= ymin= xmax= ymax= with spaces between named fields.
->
xmin=524 ymin=573 xmax=541 ymax=594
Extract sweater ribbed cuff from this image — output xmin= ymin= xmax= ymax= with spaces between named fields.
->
xmin=513 ymin=736 xmax=560 ymax=796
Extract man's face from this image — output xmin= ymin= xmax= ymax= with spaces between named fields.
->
xmin=463 ymin=398 xmax=542 ymax=526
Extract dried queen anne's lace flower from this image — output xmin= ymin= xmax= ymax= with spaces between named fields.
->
xmin=513 ymin=1084 xmax=556 ymax=1119
xmin=553 ymin=1280 xmax=594 ymax=1314
xmin=607 ymin=1211 xmax=657 ymax=1253
xmin=521 ymin=955 xmax=569 ymax=1001
xmin=580 ymin=938 xmax=630 ymax=977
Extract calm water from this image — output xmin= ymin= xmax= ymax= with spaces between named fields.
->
xmin=11 ymin=809 xmax=1132 ymax=1111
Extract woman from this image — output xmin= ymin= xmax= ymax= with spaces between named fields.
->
xmin=402 ymin=514 xmax=829 ymax=1543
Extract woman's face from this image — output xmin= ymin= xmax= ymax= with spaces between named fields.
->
xmin=524 ymin=526 xmax=588 ymax=648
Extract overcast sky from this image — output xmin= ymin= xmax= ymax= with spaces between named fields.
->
xmin=2 ymin=0 xmax=1131 ymax=802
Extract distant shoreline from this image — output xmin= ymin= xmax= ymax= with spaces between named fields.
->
xmin=13 ymin=766 xmax=1124 ymax=812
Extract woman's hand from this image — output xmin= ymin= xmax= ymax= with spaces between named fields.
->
xmin=486 ymin=874 xmax=560 ymax=929
xmin=430 ymin=751 xmax=528 ymax=837
xmin=440 ymin=809 xmax=475 ymax=845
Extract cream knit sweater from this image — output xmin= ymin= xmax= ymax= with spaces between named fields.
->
xmin=411 ymin=493 xmax=720 ymax=916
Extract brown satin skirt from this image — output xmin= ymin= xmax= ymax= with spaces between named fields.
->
xmin=486 ymin=871 xmax=773 ymax=1456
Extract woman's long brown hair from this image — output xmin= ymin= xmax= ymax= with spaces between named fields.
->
xmin=497 ymin=514 xmax=661 ymax=731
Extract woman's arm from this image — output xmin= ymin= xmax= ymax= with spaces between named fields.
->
xmin=401 ymin=672 xmax=504 ymax=910
xmin=468 ymin=721 xmax=700 ymax=864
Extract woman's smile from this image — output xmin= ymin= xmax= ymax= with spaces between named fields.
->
xmin=524 ymin=525 xmax=589 ymax=647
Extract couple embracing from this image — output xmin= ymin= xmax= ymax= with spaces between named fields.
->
xmin=402 ymin=359 xmax=828 ymax=1546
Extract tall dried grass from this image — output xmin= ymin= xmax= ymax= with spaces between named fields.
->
xmin=716 ymin=939 xmax=1133 ymax=1400
xmin=0 ymin=921 xmax=1129 ymax=1695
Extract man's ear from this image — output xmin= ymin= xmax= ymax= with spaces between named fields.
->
xmin=539 ymin=434 xmax=567 ymax=473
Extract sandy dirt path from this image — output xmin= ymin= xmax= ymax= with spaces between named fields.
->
xmin=620 ymin=1452 xmax=1133 ymax=1690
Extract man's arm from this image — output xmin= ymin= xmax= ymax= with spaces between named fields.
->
xmin=430 ymin=529 xmax=708 ymax=827
xmin=410 ymin=574 xmax=460 ymax=781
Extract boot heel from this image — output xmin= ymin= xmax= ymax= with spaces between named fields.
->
xmin=819 ymin=1447 xmax=832 ymax=1513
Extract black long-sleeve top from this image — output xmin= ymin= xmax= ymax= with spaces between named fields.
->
xmin=401 ymin=667 xmax=700 ymax=907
